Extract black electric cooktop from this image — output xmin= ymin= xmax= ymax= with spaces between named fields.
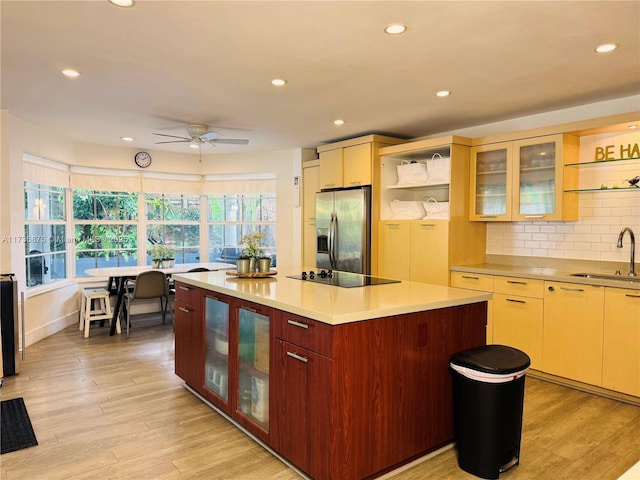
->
xmin=287 ymin=270 xmax=400 ymax=288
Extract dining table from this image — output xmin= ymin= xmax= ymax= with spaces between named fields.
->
xmin=85 ymin=262 xmax=235 ymax=335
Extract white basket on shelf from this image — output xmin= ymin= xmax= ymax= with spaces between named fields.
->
xmin=396 ymin=160 xmax=428 ymax=185
xmin=389 ymin=199 xmax=426 ymax=219
xmin=427 ymin=153 xmax=451 ymax=183
xmin=422 ymin=197 xmax=449 ymax=219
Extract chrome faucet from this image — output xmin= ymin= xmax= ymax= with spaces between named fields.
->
xmin=617 ymin=227 xmax=636 ymax=276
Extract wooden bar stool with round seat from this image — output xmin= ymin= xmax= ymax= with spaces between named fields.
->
xmin=80 ymin=288 xmax=120 ymax=338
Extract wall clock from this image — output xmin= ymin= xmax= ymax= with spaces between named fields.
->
xmin=134 ymin=151 xmax=152 ymax=168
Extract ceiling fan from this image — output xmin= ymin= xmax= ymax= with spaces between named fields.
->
xmin=153 ymin=124 xmax=249 ymax=147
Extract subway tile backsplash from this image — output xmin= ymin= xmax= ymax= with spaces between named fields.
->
xmin=487 ymin=130 xmax=640 ymax=262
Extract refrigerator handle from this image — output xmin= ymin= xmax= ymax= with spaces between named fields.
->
xmin=329 ymin=213 xmax=336 ymax=269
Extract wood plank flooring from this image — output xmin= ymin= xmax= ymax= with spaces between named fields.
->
xmin=1 ymin=314 xmax=639 ymax=480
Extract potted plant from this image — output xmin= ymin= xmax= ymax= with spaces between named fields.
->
xmin=149 ymin=244 xmax=166 ymax=268
xmin=256 ymin=254 xmax=272 ymax=273
xmin=237 ymin=231 xmax=265 ymax=272
xmin=149 ymin=244 xmax=176 ymax=268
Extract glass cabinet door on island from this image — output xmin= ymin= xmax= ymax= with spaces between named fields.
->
xmin=470 ymin=143 xmax=512 ymax=221
xmin=238 ymin=307 xmax=270 ymax=431
xmin=204 ymin=296 xmax=230 ymax=405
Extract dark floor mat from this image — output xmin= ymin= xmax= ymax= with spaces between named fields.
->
xmin=1 ymin=397 xmax=38 ymax=454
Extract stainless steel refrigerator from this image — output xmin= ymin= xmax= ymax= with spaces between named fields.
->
xmin=316 ymin=187 xmax=371 ymax=274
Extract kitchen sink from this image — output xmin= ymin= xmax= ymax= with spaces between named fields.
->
xmin=571 ymin=272 xmax=639 ymax=283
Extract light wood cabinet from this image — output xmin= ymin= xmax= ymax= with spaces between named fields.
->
xmin=493 ymin=277 xmax=544 ymax=369
xmin=450 ymin=271 xmax=494 ymax=343
xmin=317 ymin=134 xmax=404 ymax=190
xmin=542 ymin=281 xmax=604 ymax=386
xmin=378 ymin=220 xmax=410 ymax=281
xmin=318 ymin=148 xmax=343 ymax=189
xmin=602 ymin=287 xmax=640 ymax=397
xmin=343 ymin=142 xmax=372 ymax=187
xmin=410 ymin=220 xmax=449 ymax=285
xmin=302 ymin=161 xmax=319 ymax=268
xmin=377 ymin=137 xmax=486 ymax=282
xmin=470 ymin=134 xmax=579 ymax=221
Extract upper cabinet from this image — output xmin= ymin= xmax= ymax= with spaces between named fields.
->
xmin=316 ymin=134 xmax=405 ymax=190
xmin=470 ymin=134 xmax=579 ymax=221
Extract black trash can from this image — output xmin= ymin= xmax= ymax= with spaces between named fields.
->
xmin=450 ymin=345 xmax=531 ymax=480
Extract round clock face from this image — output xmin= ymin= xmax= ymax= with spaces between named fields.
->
xmin=134 ymin=151 xmax=152 ymax=168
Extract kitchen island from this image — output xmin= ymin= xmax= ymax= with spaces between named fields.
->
xmin=172 ymin=269 xmax=491 ymax=480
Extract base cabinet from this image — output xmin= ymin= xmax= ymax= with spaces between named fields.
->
xmin=174 ymin=282 xmax=204 ymax=388
xmin=272 ymin=304 xmax=487 ymax=480
xmin=602 ymin=287 xmax=640 ymax=396
xmin=493 ymin=277 xmax=544 ymax=369
xmin=543 ymin=281 xmax=604 ymax=386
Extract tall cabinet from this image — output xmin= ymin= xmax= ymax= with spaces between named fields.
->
xmin=470 ymin=133 xmax=579 ymax=221
xmin=377 ymin=136 xmax=486 ymax=284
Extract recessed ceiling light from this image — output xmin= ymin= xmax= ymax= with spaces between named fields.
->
xmin=436 ymin=90 xmax=451 ymax=97
xmin=271 ymin=78 xmax=287 ymax=86
xmin=108 ymin=0 xmax=135 ymax=7
xmin=334 ymin=119 xmax=345 ymax=126
xmin=61 ymin=68 xmax=80 ymax=78
xmin=384 ymin=24 xmax=407 ymax=35
xmin=628 ymin=124 xmax=638 ymax=129
xmin=120 ymin=136 xmax=134 ymax=142
xmin=594 ymin=43 xmax=618 ymax=53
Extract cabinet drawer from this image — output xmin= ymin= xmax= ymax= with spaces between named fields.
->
xmin=450 ymin=272 xmax=494 ymax=292
xmin=174 ymin=281 xmax=201 ymax=307
xmin=274 ymin=312 xmax=333 ymax=358
xmin=494 ymin=276 xmax=544 ymax=298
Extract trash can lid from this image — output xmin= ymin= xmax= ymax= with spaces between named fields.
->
xmin=450 ymin=345 xmax=531 ymax=375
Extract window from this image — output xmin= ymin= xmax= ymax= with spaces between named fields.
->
xmin=208 ymin=194 xmax=276 ymax=264
xmin=23 ymin=182 xmax=67 ymax=287
xmin=73 ymin=190 xmax=138 ymax=276
xmin=145 ymin=193 xmax=201 ymax=264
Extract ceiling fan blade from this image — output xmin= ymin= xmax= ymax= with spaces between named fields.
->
xmin=199 ymin=131 xmax=223 ymax=141
xmin=153 ymin=133 xmax=191 ymax=140
xmin=210 ymin=138 xmax=250 ymax=145
xmin=155 ymin=140 xmax=190 ymax=144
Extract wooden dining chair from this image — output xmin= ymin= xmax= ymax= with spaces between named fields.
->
xmin=123 ymin=270 xmax=171 ymax=338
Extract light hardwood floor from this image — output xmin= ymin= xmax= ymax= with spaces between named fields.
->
xmin=1 ymin=314 xmax=639 ymax=480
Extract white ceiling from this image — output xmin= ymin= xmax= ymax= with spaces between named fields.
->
xmin=2 ymin=1 xmax=639 ymax=156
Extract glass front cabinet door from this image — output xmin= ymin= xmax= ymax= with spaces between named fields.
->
xmin=513 ymin=134 xmax=578 ymax=221
xmin=470 ymin=142 xmax=513 ymax=221
xmin=237 ymin=306 xmax=270 ymax=434
xmin=204 ymin=295 xmax=230 ymax=407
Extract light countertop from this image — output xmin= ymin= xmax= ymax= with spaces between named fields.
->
xmin=451 ymin=262 xmax=639 ymax=289
xmin=173 ymin=268 xmax=491 ymax=325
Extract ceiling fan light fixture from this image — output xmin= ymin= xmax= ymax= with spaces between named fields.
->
xmin=108 ymin=0 xmax=135 ymax=7
xmin=594 ymin=43 xmax=618 ymax=53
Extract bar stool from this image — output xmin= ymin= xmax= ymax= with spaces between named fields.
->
xmin=80 ymin=288 xmax=120 ymax=338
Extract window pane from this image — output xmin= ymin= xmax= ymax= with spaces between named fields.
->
xmin=184 ymin=225 xmax=200 ymax=247
xmin=261 ymin=196 xmax=276 ymax=222
xmin=165 ymin=196 xmax=183 ymax=221
xmin=208 ymin=224 xmax=224 ymax=248
xmin=49 ymin=252 xmax=67 ymax=280
xmin=208 ymin=196 xmax=224 ymax=221
xmin=242 ymin=196 xmax=261 ymax=222
xmin=118 ymin=194 xmax=138 ymax=221
xmin=73 ymin=190 xmax=97 ymax=220
xmin=96 ymin=194 xmax=118 ymax=220
xmin=50 ymin=225 xmax=67 ymax=252
xmin=184 ymin=195 xmax=201 ymax=221
xmin=146 ymin=194 xmax=163 ymax=220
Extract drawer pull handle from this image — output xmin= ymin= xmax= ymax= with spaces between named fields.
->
xmin=525 ymin=215 xmax=544 ymax=219
xmin=506 ymin=298 xmax=526 ymax=304
xmin=287 ymin=319 xmax=309 ymax=329
xmin=286 ymin=351 xmax=308 ymax=363
xmin=178 ymin=286 xmax=191 ymax=291
xmin=625 ymin=294 xmax=640 ymax=299
xmin=560 ymin=287 xmax=584 ymax=292
xmin=461 ymin=275 xmax=479 ymax=280
xmin=480 ymin=215 xmax=497 ymax=218
xmin=419 ymin=223 xmax=435 ymax=227
xmin=178 ymin=306 xmax=191 ymax=313
xmin=507 ymin=280 xmax=527 ymax=285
